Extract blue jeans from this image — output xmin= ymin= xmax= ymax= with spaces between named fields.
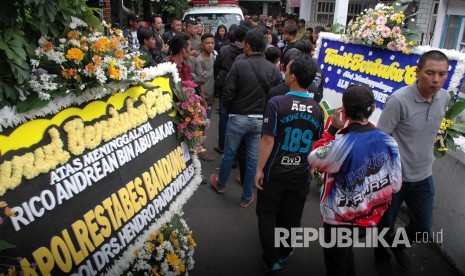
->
xmin=218 ymin=101 xmax=229 ymax=149
xmin=218 ymin=115 xmax=262 ymax=201
xmin=375 ymin=176 xmax=435 ymax=260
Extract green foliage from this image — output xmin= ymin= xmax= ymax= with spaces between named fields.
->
xmin=0 ymin=0 xmax=99 ymax=109
xmin=158 ymin=0 xmax=191 ymax=19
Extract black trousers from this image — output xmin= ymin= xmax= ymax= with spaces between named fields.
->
xmin=256 ymin=183 xmax=309 ymax=266
xmin=323 ymin=224 xmax=368 ymax=276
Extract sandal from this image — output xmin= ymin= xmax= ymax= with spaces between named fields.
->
xmin=213 ymin=145 xmax=224 ymax=154
xmin=198 ymin=151 xmax=215 ymax=162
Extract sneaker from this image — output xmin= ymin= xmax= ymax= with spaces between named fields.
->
xmin=240 ymin=194 xmax=255 ymax=208
xmin=375 ymin=260 xmax=393 ymax=276
xmin=264 ymin=262 xmax=282 ymax=274
xmin=391 ymin=248 xmax=412 ymax=269
xmin=201 ymin=177 xmax=207 ymax=185
xmin=279 ymin=248 xmax=295 ymax=264
xmin=210 ymin=174 xmax=225 ymax=193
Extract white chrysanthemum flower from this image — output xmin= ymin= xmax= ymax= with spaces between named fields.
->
xmin=38 ymin=36 xmax=49 ymax=45
xmin=38 ymin=91 xmax=51 ymax=100
xmin=35 ymin=47 xmax=44 ymax=57
xmin=30 ymin=59 xmax=40 ymax=67
xmin=69 ymin=16 xmax=88 ymax=29
xmin=44 ymin=82 xmax=58 ymax=91
xmin=69 ymin=39 xmax=81 ymax=47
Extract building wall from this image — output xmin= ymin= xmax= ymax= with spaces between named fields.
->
xmin=416 ymin=0 xmax=434 ymax=35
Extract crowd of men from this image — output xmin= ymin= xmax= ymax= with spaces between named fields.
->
xmin=121 ymin=12 xmax=451 ymax=276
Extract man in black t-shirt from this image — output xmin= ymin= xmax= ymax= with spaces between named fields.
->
xmin=255 ymin=52 xmax=324 ymax=273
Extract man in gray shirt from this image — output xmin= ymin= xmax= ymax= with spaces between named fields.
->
xmin=374 ymin=50 xmax=450 ymax=276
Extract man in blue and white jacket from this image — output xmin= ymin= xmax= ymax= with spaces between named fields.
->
xmin=308 ymin=84 xmax=402 ymax=276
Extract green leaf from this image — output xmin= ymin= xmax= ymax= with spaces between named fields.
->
xmin=434 ymin=146 xmax=446 ymax=158
xmin=449 ymin=122 xmax=465 ymax=134
xmin=16 ymin=94 xmax=51 ymax=113
xmin=445 ymin=134 xmax=455 ymax=150
xmin=447 ymin=128 xmax=460 ymax=138
xmin=446 ymin=100 xmax=465 ymax=119
xmin=0 ymin=239 xmax=16 ymax=251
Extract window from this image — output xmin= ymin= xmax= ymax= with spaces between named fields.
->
xmin=316 ymin=1 xmax=334 ymax=23
xmin=316 ymin=1 xmax=361 ymax=25
xmin=347 ymin=3 xmax=361 ymax=24
xmin=441 ymin=15 xmax=461 ymax=50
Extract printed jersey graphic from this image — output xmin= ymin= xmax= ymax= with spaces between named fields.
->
xmin=309 ymin=127 xmax=402 ymax=226
xmin=262 ymin=93 xmax=324 ymax=188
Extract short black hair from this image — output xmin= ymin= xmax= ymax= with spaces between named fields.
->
xmin=170 ymin=32 xmax=189 ymax=55
xmin=306 ymin=27 xmax=313 ymax=32
xmin=298 ymin=19 xmax=306 ymax=24
xmin=313 ymin=26 xmax=325 ymax=34
xmin=185 ymin=19 xmax=197 ymax=29
xmin=265 ymin=46 xmax=280 ymax=64
xmin=244 ymin=28 xmax=266 ymax=53
xmin=342 ymin=84 xmax=375 ymax=121
xmin=295 ymin=40 xmax=312 ymax=54
xmin=283 ymin=24 xmax=298 ymax=36
xmin=418 ymin=50 xmax=450 ymax=69
xmin=137 ymin=28 xmax=154 ymax=46
xmin=201 ymin=32 xmax=214 ymax=41
xmin=282 ymin=48 xmax=300 ymax=69
xmin=289 ymin=52 xmax=317 ymax=89
xmin=240 ymin=20 xmax=254 ymax=29
xmin=149 ymin=14 xmax=161 ymax=23
xmin=235 ymin=25 xmax=249 ymax=42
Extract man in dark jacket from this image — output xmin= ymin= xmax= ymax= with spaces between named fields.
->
xmin=211 ymin=29 xmax=282 ymax=208
xmin=213 ymin=25 xmax=249 ymax=154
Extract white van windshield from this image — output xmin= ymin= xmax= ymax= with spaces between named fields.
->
xmin=184 ymin=13 xmax=242 ymax=31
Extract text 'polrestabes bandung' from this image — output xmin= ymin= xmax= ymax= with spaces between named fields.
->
xmin=16 ymin=147 xmax=195 ymax=276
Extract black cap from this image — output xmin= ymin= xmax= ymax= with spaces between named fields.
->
xmin=342 ymin=84 xmax=375 ymax=114
xmin=128 ymin=13 xmax=142 ymax=22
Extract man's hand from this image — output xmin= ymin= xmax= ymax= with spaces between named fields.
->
xmin=161 ymin=44 xmax=169 ymax=53
xmin=190 ymin=49 xmax=200 ymax=57
xmin=255 ymin=170 xmax=265 ymax=190
xmin=331 ymin=107 xmax=347 ymax=129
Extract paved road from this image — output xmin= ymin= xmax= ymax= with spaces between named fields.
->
xmin=184 ymin=100 xmax=462 ymax=276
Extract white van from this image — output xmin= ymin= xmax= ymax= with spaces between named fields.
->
xmin=183 ymin=4 xmax=244 ymax=32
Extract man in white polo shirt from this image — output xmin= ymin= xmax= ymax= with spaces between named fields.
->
xmin=374 ymin=50 xmax=450 ymax=276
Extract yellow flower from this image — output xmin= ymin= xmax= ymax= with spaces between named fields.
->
xmin=177 ymin=263 xmax=186 ymax=273
xmin=152 ymin=265 xmax=160 ymax=276
xmin=187 ymin=235 xmax=197 ymax=247
xmin=114 ymin=49 xmax=125 ymax=58
xmin=66 ymin=47 xmax=84 ymax=61
xmin=134 ymin=55 xmax=144 ymax=70
xmin=166 ymin=253 xmax=181 ymax=266
xmin=134 ymin=249 xmax=139 ymax=255
xmin=4 ymin=206 xmax=16 ymax=217
xmin=0 ymin=201 xmax=8 ymax=208
xmin=68 ymin=30 xmax=80 ymax=40
xmin=376 ymin=38 xmax=384 ymax=45
xmin=108 ymin=60 xmax=120 ymax=80
xmin=92 ymin=37 xmax=111 ymax=53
